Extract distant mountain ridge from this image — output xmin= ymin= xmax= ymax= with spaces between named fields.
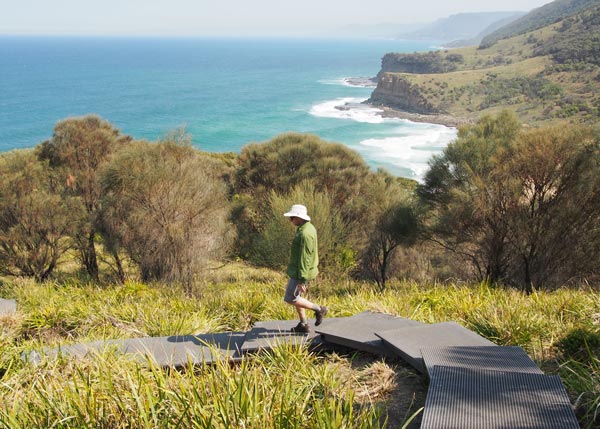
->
xmin=398 ymin=12 xmax=525 ymax=44
xmin=332 ymin=11 xmax=526 ymax=44
xmin=445 ymin=14 xmax=527 ymax=48
xmin=334 ymin=22 xmax=424 ymax=39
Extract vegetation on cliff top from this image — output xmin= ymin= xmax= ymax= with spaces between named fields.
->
xmin=480 ymin=0 xmax=599 ymax=48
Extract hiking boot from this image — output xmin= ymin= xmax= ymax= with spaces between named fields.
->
xmin=290 ymin=322 xmax=311 ymax=333
xmin=315 ymin=306 xmax=328 ymax=326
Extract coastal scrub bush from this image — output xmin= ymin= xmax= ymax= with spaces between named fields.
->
xmin=232 ymin=133 xmax=377 ymax=267
xmin=418 ymin=110 xmax=521 ymax=285
xmin=495 ymin=125 xmax=600 ymax=290
xmin=0 ymin=150 xmax=81 ymax=281
xmin=36 ymin=115 xmax=132 ymax=281
xmin=362 ymin=201 xmax=420 ymax=291
xmin=360 ymin=172 xmax=420 ymax=290
xmin=235 ymin=133 xmax=371 ymax=204
xmin=249 ymin=180 xmax=348 ymax=274
xmin=99 ymin=131 xmax=232 ymax=288
xmin=418 ymin=111 xmax=600 ymax=291
xmin=234 ymin=134 xmax=425 ymax=280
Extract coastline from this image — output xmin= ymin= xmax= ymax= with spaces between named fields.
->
xmin=341 ymin=76 xmax=467 ymax=129
xmin=371 ymin=104 xmax=472 ymax=128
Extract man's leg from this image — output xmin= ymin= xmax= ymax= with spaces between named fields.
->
xmin=284 ymin=279 xmax=317 ymax=332
xmin=284 ymin=279 xmax=327 ymax=329
xmin=293 ymin=296 xmax=327 ymax=326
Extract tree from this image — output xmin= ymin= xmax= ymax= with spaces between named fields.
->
xmin=496 ymin=125 xmax=600 ymax=291
xmin=418 ymin=110 xmax=521 ymax=283
xmin=419 ymin=110 xmax=600 ymax=291
xmin=0 ymin=150 xmax=80 ymax=281
xmin=235 ymin=133 xmax=371 ymax=203
xmin=233 ymin=133 xmax=375 ymax=261
xmin=363 ymin=202 xmax=420 ymax=290
xmin=361 ymin=172 xmax=420 ymax=290
xmin=37 ymin=115 xmax=131 ymax=280
xmin=100 ymin=133 xmax=232 ymax=288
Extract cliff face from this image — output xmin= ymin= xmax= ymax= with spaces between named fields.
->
xmin=369 ymin=52 xmax=461 ymax=114
xmin=368 ymin=74 xmax=440 ymax=114
xmin=377 ymin=52 xmax=464 ymax=78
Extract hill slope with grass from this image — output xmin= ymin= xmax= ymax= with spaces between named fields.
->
xmin=0 ymin=265 xmax=598 ymax=428
xmin=480 ymin=0 xmax=598 ymax=48
xmin=368 ymin=1 xmax=600 ymax=126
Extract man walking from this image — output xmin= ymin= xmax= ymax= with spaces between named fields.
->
xmin=283 ymin=204 xmax=328 ymax=333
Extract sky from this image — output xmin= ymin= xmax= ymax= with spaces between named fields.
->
xmin=0 ymin=0 xmax=554 ymax=37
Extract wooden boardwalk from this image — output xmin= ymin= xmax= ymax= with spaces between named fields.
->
xmin=23 ymin=310 xmax=579 ymax=428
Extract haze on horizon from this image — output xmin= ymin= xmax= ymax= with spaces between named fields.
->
xmin=1 ymin=0 xmax=552 ymax=37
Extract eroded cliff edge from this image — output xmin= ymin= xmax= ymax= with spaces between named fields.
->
xmin=367 ymin=52 xmax=470 ymax=127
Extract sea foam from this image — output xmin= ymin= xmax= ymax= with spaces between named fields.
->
xmin=359 ymin=126 xmax=457 ymax=180
xmin=310 ymin=96 xmax=457 ymax=180
xmin=317 ymin=77 xmax=377 ymax=88
xmin=309 ymin=97 xmax=385 ymax=124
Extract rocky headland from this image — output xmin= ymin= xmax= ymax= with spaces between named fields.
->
xmin=362 ymin=0 xmax=600 ymax=128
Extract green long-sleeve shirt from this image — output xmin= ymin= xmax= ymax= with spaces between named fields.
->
xmin=286 ymin=221 xmax=319 ymax=281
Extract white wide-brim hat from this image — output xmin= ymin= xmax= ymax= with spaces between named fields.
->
xmin=283 ymin=204 xmax=311 ymax=221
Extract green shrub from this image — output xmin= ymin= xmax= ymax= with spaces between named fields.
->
xmin=250 ymin=180 xmax=348 ymax=275
xmin=100 ymin=134 xmax=233 ymax=287
xmin=0 ymin=150 xmax=81 ymax=281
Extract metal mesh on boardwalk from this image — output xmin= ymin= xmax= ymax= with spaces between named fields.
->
xmin=375 ymin=322 xmax=496 ymax=372
xmin=421 ymin=366 xmax=579 ymax=429
xmin=315 ymin=311 xmax=424 ymax=356
xmin=421 ymin=346 xmax=544 ymax=376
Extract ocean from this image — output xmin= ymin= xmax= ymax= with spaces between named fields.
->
xmin=0 ymin=36 xmax=457 ymax=180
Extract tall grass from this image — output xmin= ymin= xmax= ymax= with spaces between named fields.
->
xmin=0 ymin=263 xmax=598 ymax=427
xmin=0 ymin=346 xmax=382 ymax=428
xmin=561 ymin=355 xmax=600 ymax=429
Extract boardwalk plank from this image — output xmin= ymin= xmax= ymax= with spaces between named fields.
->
xmin=315 ymin=311 xmax=425 ymax=356
xmin=375 ymin=321 xmax=495 ymax=372
xmin=421 ymin=346 xmax=543 ymax=377
xmin=26 ymin=333 xmax=246 ymax=367
xmin=421 ymin=366 xmax=579 ymax=429
xmin=240 ymin=319 xmax=322 ymax=353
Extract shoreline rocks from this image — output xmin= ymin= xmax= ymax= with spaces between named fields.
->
xmin=343 ymin=77 xmax=378 ymax=88
xmin=371 ymin=104 xmax=473 ymax=128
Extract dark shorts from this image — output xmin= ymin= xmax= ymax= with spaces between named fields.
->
xmin=284 ymin=278 xmax=309 ymax=303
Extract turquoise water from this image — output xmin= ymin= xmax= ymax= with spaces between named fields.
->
xmin=0 ymin=36 xmax=456 ymax=179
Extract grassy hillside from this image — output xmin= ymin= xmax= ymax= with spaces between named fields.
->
xmin=0 ymin=264 xmax=599 ymax=427
xmin=370 ymin=2 xmax=600 ymax=126
xmin=480 ymin=0 xmax=598 ymax=48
